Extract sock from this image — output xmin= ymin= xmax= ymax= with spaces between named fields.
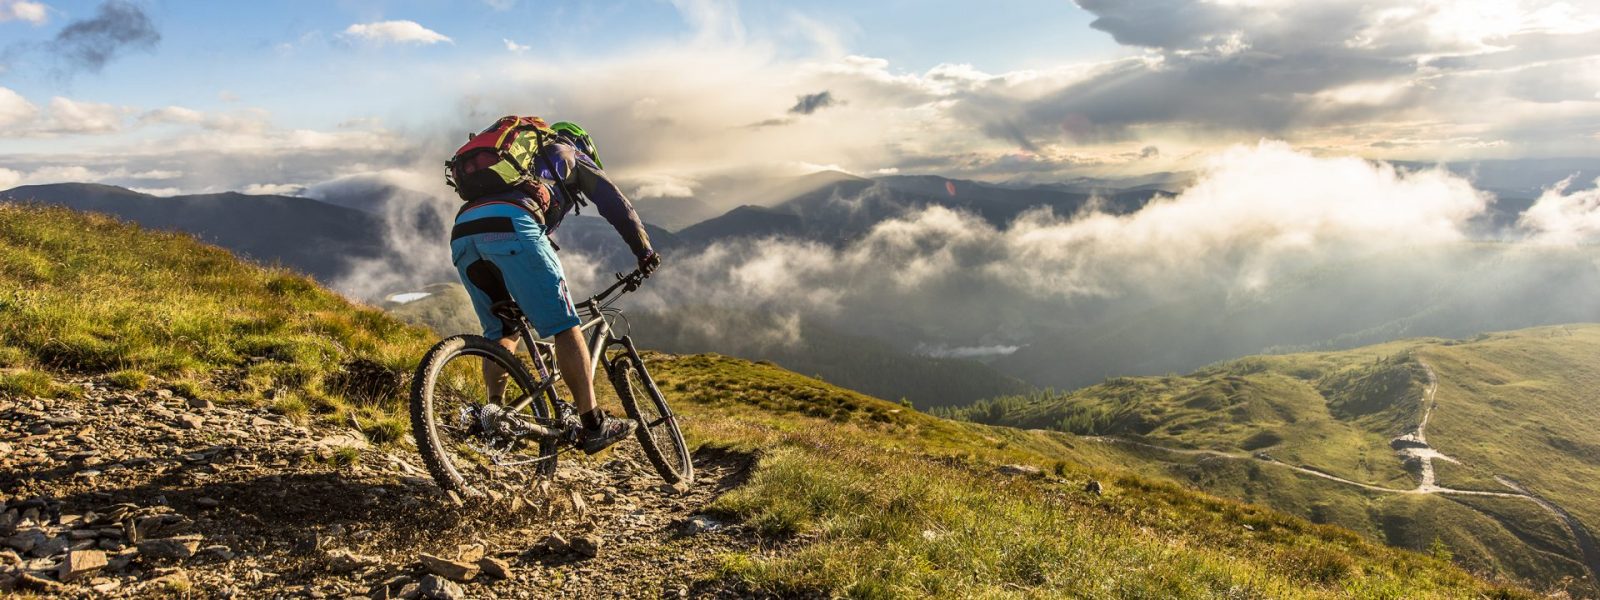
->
xmin=581 ymin=409 xmax=602 ymax=430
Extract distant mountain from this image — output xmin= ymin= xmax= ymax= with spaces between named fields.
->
xmin=547 ymin=214 xmax=685 ymax=272
xmin=626 ymin=170 xmax=867 ymax=232
xmin=632 ymin=195 xmax=721 ymax=232
xmin=675 ymin=205 xmax=804 ymax=245
xmin=0 ymin=183 xmax=387 ymax=282
xmin=678 ymin=173 xmax=1164 ymax=248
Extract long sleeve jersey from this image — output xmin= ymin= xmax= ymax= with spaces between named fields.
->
xmin=535 ymin=142 xmax=653 ymax=259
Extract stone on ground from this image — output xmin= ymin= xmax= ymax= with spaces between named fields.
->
xmin=418 ymin=553 xmax=478 ymax=582
xmin=58 ymin=549 xmax=107 ymax=582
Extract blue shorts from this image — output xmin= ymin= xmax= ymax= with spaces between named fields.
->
xmin=450 ymin=204 xmax=581 ymax=340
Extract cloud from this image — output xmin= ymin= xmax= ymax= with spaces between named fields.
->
xmin=603 ymin=142 xmax=1497 ymax=349
xmin=788 ymin=90 xmax=836 ymax=115
xmin=1519 ymin=177 xmax=1600 ymax=244
xmin=48 ymin=0 xmax=159 ymax=75
xmin=0 ymin=0 xmax=48 ymax=25
xmin=38 ymin=97 xmax=124 ymax=133
xmin=242 ymin=182 xmax=304 ymax=196
xmin=503 ymin=38 xmax=528 ymax=53
xmin=629 ymin=173 xmax=697 ymax=199
xmin=967 ymin=0 xmax=1600 ymax=153
xmin=343 ymin=20 xmax=452 ymax=45
xmin=0 ymin=86 xmax=39 ymax=127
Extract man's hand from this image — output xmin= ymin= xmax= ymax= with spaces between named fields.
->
xmin=638 ymin=251 xmax=661 ymax=277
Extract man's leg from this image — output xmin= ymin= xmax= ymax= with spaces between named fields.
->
xmin=552 ymin=325 xmax=635 ymax=453
xmin=481 ymin=336 xmax=520 ymax=402
xmin=551 ymin=326 xmax=596 ymax=413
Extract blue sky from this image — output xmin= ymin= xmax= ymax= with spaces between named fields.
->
xmin=1 ymin=0 xmax=1597 ymax=198
xmin=0 ymin=0 xmax=1123 ymax=131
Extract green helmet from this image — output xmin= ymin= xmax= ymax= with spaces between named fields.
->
xmin=550 ymin=121 xmax=602 ymax=169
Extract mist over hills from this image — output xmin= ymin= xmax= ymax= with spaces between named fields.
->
xmin=8 ymin=152 xmax=1600 ymax=401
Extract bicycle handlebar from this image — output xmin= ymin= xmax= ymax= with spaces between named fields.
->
xmin=578 ymin=269 xmax=647 ymax=310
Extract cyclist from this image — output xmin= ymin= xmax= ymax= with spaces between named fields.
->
xmin=448 ymin=119 xmax=659 ymax=454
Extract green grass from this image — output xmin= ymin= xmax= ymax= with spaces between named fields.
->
xmin=0 ymin=368 xmax=78 ymax=399
xmin=0 ymin=204 xmax=1532 ymax=598
xmin=0 ymin=204 xmax=431 ymax=437
xmin=941 ymin=327 xmax=1600 ymax=596
xmin=641 ymin=354 xmax=1526 ymax=599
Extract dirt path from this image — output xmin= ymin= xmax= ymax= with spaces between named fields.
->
xmin=0 ymin=376 xmax=760 ymax=598
xmin=1092 ymin=357 xmax=1600 ymax=584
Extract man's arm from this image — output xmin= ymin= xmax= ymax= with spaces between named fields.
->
xmin=546 ymin=144 xmax=653 ymax=260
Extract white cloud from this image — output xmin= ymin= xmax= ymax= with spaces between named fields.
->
xmin=631 ymin=174 xmax=696 ymax=199
xmin=41 ymin=97 xmax=124 ymax=134
xmin=0 ymin=167 xmax=20 ymax=189
xmin=0 ymin=86 xmax=39 ymax=128
xmin=129 ymin=169 xmax=182 ymax=180
xmin=242 ymin=183 xmax=305 ymax=196
xmin=139 ymin=106 xmax=205 ymax=125
xmin=1519 ymin=177 xmax=1600 ymax=244
xmin=0 ymin=0 xmax=48 ymax=25
xmin=503 ymin=39 xmax=529 ymax=53
xmin=343 ymin=20 xmax=452 ymax=45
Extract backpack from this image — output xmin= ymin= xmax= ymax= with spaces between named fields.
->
xmin=444 ymin=115 xmax=557 ymax=208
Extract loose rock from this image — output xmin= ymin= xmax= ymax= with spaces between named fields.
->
xmin=418 ymin=553 xmax=478 ymax=582
xmin=416 ymin=574 xmax=465 ymax=600
xmin=58 ymin=548 xmax=107 ymax=582
xmin=570 ymin=535 xmax=603 ymax=559
xmin=477 ymin=556 xmax=512 ymax=579
xmin=137 ymin=535 xmax=202 ymax=560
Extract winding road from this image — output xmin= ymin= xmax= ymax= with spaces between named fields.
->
xmin=1090 ymin=358 xmax=1600 ymax=582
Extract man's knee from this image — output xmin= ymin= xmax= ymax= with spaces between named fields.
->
xmin=552 ymin=326 xmax=583 ymax=343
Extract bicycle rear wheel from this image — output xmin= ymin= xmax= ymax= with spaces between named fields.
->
xmin=609 ymin=352 xmax=693 ymax=484
xmin=410 ymin=334 xmax=557 ymax=497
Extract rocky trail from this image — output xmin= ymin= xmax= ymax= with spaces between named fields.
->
xmin=0 ymin=375 xmax=762 ymax=599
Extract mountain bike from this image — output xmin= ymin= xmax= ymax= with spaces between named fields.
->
xmin=408 ymin=269 xmax=693 ymax=498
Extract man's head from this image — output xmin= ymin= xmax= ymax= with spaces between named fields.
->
xmin=550 ymin=122 xmax=602 ymax=169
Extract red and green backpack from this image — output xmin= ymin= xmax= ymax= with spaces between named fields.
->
xmin=444 ymin=115 xmax=557 ymax=208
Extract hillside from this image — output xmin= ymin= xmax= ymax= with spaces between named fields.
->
xmin=0 ymin=183 xmax=393 ymax=282
xmin=0 ymin=204 xmax=1531 ymax=597
xmin=945 ymin=325 xmax=1600 ymax=596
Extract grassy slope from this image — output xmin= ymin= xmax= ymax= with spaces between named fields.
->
xmin=0 ymin=203 xmax=430 ymax=442
xmin=1420 ymin=327 xmax=1600 ymax=546
xmin=0 ymin=204 xmax=1522 ymax=598
xmin=944 ymin=326 xmax=1600 ymax=595
xmin=651 ymin=355 xmax=1522 ymax=598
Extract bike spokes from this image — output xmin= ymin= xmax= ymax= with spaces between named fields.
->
xmin=412 ymin=335 xmax=559 ymax=497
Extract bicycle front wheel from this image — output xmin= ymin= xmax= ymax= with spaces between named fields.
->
xmin=410 ymin=334 xmax=557 ymax=497
xmin=610 ymin=352 xmax=694 ymax=485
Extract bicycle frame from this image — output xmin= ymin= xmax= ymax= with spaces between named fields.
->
xmin=498 ymin=272 xmax=644 ymax=418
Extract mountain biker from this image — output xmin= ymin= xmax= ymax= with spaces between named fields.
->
xmin=448 ymin=118 xmax=659 ymax=454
